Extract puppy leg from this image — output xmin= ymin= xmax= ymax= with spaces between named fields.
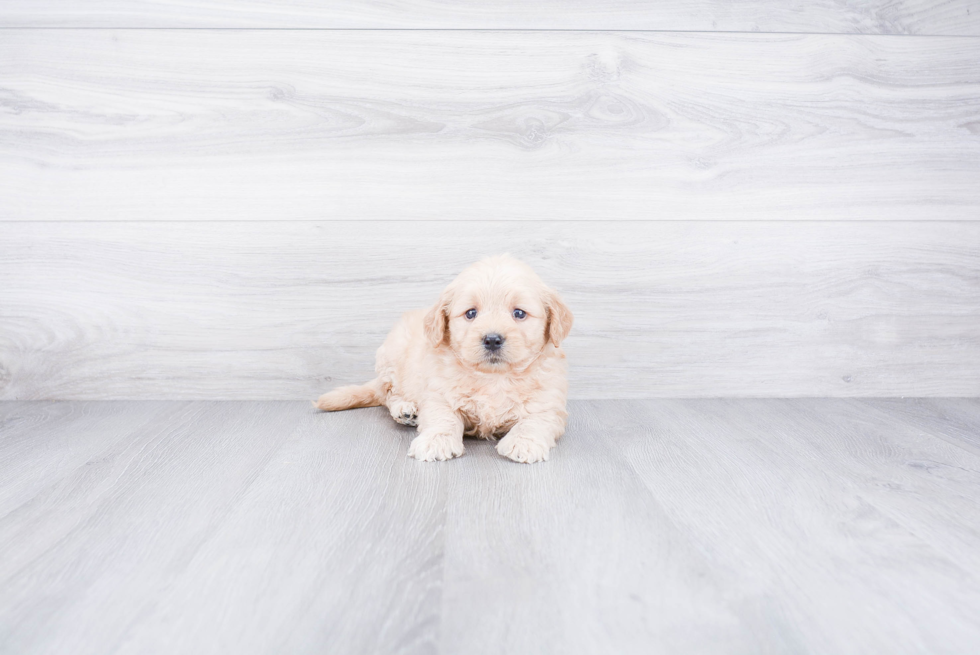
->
xmin=408 ymin=400 xmax=464 ymax=462
xmin=497 ymin=411 xmax=565 ymax=464
xmin=387 ymin=397 xmax=419 ymax=427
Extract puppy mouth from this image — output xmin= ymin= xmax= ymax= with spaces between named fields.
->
xmin=482 ymin=353 xmax=507 ymax=366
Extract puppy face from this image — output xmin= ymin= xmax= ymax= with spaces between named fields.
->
xmin=424 ymin=256 xmax=573 ymax=372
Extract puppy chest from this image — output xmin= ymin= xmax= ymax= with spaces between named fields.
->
xmin=457 ymin=392 xmax=525 ymax=438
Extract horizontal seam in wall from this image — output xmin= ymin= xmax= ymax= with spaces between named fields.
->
xmin=1 ymin=219 xmax=978 ymax=224
xmin=0 ymin=27 xmax=979 ymax=38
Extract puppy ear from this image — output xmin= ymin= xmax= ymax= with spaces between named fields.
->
xmin=423 ymin=290 xmax=452 ymax=347
xmin=545 ymin=289 xmax=574 ymax=347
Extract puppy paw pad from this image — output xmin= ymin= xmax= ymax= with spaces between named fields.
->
xmin=389 ymin=400 xmax=419 ymax=427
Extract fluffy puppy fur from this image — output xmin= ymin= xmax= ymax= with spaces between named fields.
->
xmin=315 ymin=255 xmax=573 ymax=463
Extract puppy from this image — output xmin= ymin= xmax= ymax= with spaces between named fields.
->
xmin=316 ymin=255 xmax=573 ymax=463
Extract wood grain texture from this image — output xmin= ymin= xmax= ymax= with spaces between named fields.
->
xmin=779 ymin=399 xmax=980 ymax=576
xmin=2 ymin=399 xmax=980 ymax=654
xmin=439 ymin=400 xmax=757 ymax=653
xmin=1 ymin=0 xmax=978 ymax=34
xmin=0 ymin=401 xmax=306 ymax=655
xmin=860 ymin=398 xmax=980 ymax=453
xmin=114 ymin=408 xmax=447 ymax=655
xmin=1 ymin=220 xmax=978 ymax=399
xmin=608 ymin=398 xmax=980 ymax=653
xmin=0 ymin=401 xmax=179 ymax=518
xmin=2 ymin=30 xmax=979 ymax=222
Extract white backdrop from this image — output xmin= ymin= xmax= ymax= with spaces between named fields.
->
xmin=1 ymin=4 xmax=978 ymax=399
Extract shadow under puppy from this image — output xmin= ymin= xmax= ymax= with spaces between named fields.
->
xmin=316 ymin=255 xmax=573 ymax=463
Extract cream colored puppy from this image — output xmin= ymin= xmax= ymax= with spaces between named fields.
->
xmin=316 ymin=255 xmax=573 ymax=463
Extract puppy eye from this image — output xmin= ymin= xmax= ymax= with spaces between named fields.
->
xmin=512 ymin=308 xmax=527 ymax=320
xmin=464 ymin=308 xmax=478 ymax=320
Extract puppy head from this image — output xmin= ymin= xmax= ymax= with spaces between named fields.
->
xmin=423 ymin=255 xmax=573 ymax=372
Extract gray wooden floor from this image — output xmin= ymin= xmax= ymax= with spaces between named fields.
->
xmin=1 ymin=400 xmax=979 ymax=654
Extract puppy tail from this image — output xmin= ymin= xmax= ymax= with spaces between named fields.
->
xmin=314 ymin=378 xmax=384 ymax=412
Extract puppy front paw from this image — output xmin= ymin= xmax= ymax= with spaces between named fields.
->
xmin=408 ymin=432 xmax=464 ymax=462
xmin=388 ymin=400 xmax=419 ymax=427
xmin=496 ymin=432 xmax=552 ymax=464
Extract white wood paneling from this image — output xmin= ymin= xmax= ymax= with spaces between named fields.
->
xmin=2 ymin=31 xmax=979 ymax=222
xmin=1 ymin=0 xmax=978 ymax=34
xmin=1 ymin=221 xmax=977 ymax=400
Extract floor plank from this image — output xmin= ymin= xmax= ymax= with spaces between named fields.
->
xmin=0 ymin=402 xmax=304 ymax=655
xmin=2 ymin=400 xmax=980 ymax=654
xmin=0 ymin=401 xmax=180 ymax=518
xmin=1 ymin=0 xmax=977 ymax=34
xmin=439 ymin=401 xmax=756 ymax=654
xmin=3 ymin=221 xmax=978 ymax=400
xmin=2 ymin=31 xmax=979 ymax=222
xmin=614 ymin=399 xmax=980 ymax=653
xmin=110 ymin=406 xmax=446 ymax=655
xmin=860 ymin=398 xmax=980 ymax=454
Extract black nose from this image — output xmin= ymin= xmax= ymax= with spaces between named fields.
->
xmin=483 ymin=333 xmax=505 ymax=352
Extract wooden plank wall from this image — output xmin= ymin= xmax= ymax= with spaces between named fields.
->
xmin=1 ymin=4 xmax=978 ymax=399
xmin=3 ymin=1 xmax=979 ymax=32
